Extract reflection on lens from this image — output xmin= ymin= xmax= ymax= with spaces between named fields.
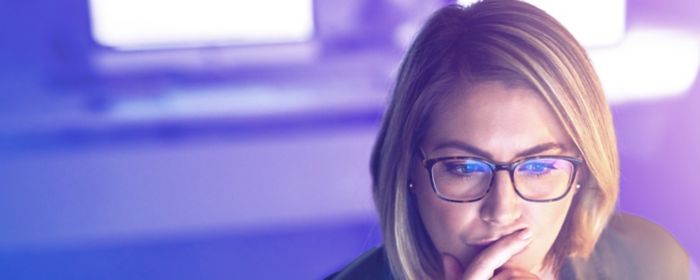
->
xmin=515 ymin=158 xmax=574 ymax=200
xmin=433 ymin=159 xmax=491 ymax=200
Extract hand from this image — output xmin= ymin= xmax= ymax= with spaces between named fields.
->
xmin=442 ymin=228 xmax=539 ymax=280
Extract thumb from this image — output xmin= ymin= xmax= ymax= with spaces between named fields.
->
xmin=442 ymin=253 xmax=465 ymax=280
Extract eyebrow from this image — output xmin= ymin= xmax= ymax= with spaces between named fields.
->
xmin=432 ymin=141 xmax=569 ymax=160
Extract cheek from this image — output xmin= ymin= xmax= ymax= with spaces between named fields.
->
xmin=511 ymin=195 xmax=575 ymax=267
xmin=413 ymin=183 xmax=481 ymax=251
xmin=529 ymin=195 xmax=574 ymax=241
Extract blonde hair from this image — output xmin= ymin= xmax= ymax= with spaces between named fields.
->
xmin=369 ymin=1 xmax=619 ymax=278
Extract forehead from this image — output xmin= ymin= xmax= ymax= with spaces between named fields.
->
xmin=424 ymin=81 xmax=574 ymax=161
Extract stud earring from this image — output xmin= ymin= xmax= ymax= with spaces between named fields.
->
xmin=575 ymin=184 xmax=581 ymax=189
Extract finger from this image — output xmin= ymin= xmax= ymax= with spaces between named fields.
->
xmin=491 ymin=268 xmax=540 ymax=280
xmin=462 ymin=228 xmax=532 ymax=280
xmin=442 ymin=253 xmax=465 ymax=280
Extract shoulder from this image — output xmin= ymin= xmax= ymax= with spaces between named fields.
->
xmin=604 ymin=212 xmax=688 ymax=261
xmin=595 ymin=212 xmax=689 ymax=279
xmin=325 ymin=246 xmax=394 ymax=280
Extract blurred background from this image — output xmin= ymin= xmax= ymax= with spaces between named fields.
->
xmin=0 ymin=0 xmax=698 ymax=279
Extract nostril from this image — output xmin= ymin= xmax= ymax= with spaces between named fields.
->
xmin=478 ymin=188 xmax=522 ymax=225
xmin=480 ymin=209 xmax=521 ymax=225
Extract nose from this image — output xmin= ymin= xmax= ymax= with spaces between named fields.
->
xmin=479 ymin=170 xmax=522 ymax=225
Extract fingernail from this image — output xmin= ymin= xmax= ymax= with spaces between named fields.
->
xmin=517 ymin=228 xmax=532 ymax=240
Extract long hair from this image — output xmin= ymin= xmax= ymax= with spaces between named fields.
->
xmin=370 ymin=1 xmax=619 ymax=278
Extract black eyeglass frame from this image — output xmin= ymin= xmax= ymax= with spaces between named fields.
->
xmin=420 ymin=155 xmax=584 ymax=203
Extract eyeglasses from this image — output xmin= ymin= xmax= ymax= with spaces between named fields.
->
xmin=420 ymin=154 xmax=583 ymax=203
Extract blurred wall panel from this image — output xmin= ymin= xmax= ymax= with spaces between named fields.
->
xmin=614 ymin=74 xmax=700 ymax=268
xmin=0 ymin=127 xmax=377 ymax=251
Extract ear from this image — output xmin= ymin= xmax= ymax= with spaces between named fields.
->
xmin=408 ymin=148 xmax=427 ymax=193
xmin=572 ymin=164 xmax=590 ymax=194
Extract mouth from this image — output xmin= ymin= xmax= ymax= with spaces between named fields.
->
xmin=471 ymin=237 xmax=500 ymax=246
xmin=467 ymin=227 xmax=529 ymax=248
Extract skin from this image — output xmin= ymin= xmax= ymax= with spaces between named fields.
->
xmin=412 ymin=81 xmax=580 ymax=279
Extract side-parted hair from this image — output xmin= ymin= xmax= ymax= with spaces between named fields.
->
xmin=369 ymin=1 xmax=620 ymax=278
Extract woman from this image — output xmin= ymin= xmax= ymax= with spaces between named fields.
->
xmin=328 ymin=0 xmax=689 ymax=279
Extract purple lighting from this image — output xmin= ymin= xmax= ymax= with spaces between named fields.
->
xmin=0 ymin=0 xmax=699 ymax=278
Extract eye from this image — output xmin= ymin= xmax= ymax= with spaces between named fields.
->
xmin=518 ymin=160 xmax=556 ymax=176
xmin=445 ymin=161 xmax=488 ymax=176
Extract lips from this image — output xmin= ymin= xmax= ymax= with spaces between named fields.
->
xmin=471 ymin=237 xmax=500 ymax=246
xmin=468 ymin=227 xmax=528 ymax=246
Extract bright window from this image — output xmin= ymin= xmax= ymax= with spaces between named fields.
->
xmin=89 ymin=0 xmax=315 ymax=50
xmin=457 ymin=0 xmax=626 ymax=47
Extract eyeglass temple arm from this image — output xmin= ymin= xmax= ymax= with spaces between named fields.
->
xmin=417 ymin=148 xmax=429 ymax=167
